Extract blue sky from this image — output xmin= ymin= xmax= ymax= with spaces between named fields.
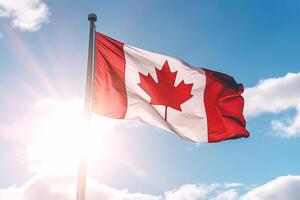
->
xmin=1 ymin=0 xmax=300 ymax=199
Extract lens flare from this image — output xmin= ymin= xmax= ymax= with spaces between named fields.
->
xmin=26 ymin=98 xmax=117 ymax=176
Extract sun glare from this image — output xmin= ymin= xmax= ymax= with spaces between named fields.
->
xmin=26 ymin=98 xmax=118 ymax=176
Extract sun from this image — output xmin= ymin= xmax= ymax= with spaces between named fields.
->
xmin=26 ymin=98 xmax=118 ymax=176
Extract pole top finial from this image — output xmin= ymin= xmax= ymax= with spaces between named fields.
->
xmin=88 ymin=13 xmax=97 ymax=22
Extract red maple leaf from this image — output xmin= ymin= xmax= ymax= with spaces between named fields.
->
xmin=138 ymin=60 xmax=193 ymax=121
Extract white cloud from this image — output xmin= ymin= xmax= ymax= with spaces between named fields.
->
xmin=1 ymin=175 xmax=300 ymax=200
xmin=0 ymin=0 xmax=49 ymax=31
xmin=0 ymin=175 xmax=161 ymax=200
xmin=241 ymin=176 xmax=300 ymax=200
xmin=0 ymin=176 xmax=238 ymax=200
xmin=243 ymin=72 xmax=300 ymax=136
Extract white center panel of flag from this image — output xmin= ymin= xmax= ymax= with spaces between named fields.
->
xmin=123 ymin=44 xmax=208 ymax=142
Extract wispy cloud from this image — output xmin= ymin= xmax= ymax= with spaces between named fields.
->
xmin=164 ymin=184 xmax=219 ymax=200
xmin=244 ymin=72 xmax=300 ymax=137
xmin=0 ymin=0 xmax=49 ymax=31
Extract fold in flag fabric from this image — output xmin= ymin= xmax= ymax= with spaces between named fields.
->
xmin=92 ymin=32 xmax=249 ymax=143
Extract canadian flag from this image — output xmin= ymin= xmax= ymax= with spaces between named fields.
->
xmin=92 ymin=32 xmax=249 ymax=143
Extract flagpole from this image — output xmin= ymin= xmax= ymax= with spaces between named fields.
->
xmin=76 ymin=13 xmax=97 ymax=200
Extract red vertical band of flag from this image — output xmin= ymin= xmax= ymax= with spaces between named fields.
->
xmin=92 ymin=32 xmax=127 ymax=118
xmin=204 ymin=69 xmax=249 ymax=142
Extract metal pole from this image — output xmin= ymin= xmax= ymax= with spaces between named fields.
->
xmin=76 ymin=13 xmax=97 ymax=200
